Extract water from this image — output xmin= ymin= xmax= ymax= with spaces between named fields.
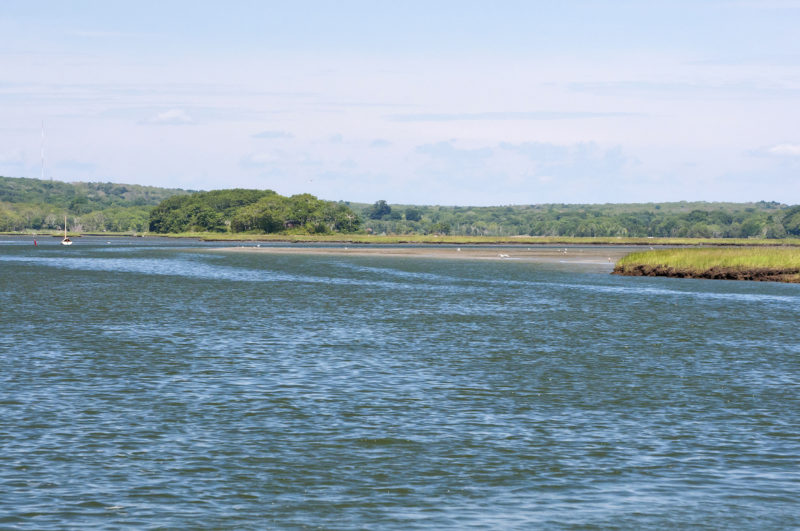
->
xmin=1 ymin=237 xmax=799 ymax=529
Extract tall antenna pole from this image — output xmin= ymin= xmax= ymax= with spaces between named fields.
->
xmin=41 ymin=121 xmax=45 ymax=181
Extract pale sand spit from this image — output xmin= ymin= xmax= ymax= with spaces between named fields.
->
xmin=210 ymin=245 xmax=634 ymax=264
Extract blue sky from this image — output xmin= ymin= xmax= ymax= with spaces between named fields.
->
xmin=2 ymin=1 xmax=799 ymax=205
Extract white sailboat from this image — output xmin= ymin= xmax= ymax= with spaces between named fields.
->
xmin=61 ymin=215 xmax=72 ymax=245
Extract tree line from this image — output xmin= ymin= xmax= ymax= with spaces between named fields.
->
xmin=2 ymin=175 xmax=800 ymax=238
xmin=357 ymin=200 xmax=800 ymax=239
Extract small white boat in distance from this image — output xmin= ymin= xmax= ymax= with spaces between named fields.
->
xmin=61 ymin=215 xmax=72 ymax=246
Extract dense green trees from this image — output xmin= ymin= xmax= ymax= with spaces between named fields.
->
xmin=404 ymin=208 xmax=422 ymax=222
xmin=149 ymin=189 xmax=272 ymax=232
xmin=368 ymin=200 xmax=392 ymax=220
xmin=782 ymin=206 xmax=800 ymax=236
xmin=148 ymin=189 xmax=362 ymax=234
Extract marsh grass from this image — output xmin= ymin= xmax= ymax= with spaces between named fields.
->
xmin=615 ymin=247 xmax=800 ymax=282
xmin=617 ymin=247 xmax=800 ymax=271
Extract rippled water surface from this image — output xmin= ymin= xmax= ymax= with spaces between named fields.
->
xmin=2 ymin=237 xmax=799 ymax=528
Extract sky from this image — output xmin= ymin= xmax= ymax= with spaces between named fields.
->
xmin=1 ymin=0 xmax=800 ymax=205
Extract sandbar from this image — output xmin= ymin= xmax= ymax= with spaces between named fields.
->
xmin=210 ymin=245 xmax=634 ymax=264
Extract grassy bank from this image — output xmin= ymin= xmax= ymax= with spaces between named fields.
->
xmin=614 ymin=247 xmax=800 ymax=282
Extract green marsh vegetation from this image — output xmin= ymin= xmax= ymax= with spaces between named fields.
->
xmin=614 ymin=247 xmax=800 ymax=282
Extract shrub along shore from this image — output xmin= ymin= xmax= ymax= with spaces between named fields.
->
xmin=613 ymin=247 xmax=800 ymax=283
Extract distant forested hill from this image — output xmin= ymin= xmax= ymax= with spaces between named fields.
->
xmin=0 ymin=176 xmax=191 ymax=232
xmin=0 ymin=176 xmax=190 ymax=211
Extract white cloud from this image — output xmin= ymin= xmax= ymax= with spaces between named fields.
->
xmin=142 ymin=109 xmax=193 ymax=125
xmin=767 ymin=143 xmax=800 ymax=156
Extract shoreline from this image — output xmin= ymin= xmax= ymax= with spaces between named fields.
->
xmin=613 ymin=264 xmax=800 ymax=283
xmin=193 ymin=235 xmax=800 ymax=247
xmin=4 ymin=231 xmax=800 ymax=247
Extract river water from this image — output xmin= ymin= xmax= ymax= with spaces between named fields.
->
xmin=1 ymin=237 xmax=798 ymax=528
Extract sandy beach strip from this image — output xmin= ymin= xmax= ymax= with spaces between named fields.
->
xmin=210 ymin=245 xmax=633 ymax=264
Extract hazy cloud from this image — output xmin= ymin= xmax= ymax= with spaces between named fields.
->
xmin=416 ymin=141 xmax=493 ymax=161
xmin=141 ymin=109 xmax=193 ymax=125
xmin=414 ymin=141 xmax=497 ymax=185
xmin=767 ymin=143 xmax=800 ymax=156
xmin=570 ymin=81 xmax=800 ymax=99
xmin=499 ymin=141 xmax=628 ymax=176
xmin=240 ymin=152 xmax=278 ymax=169
xmin=370 ymin=139 xmax=392 ymax=148
xmin=389 ymin=111 xmax=636 ymax=122
xmin=253 ymin=130 xmax=294 ymax=139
